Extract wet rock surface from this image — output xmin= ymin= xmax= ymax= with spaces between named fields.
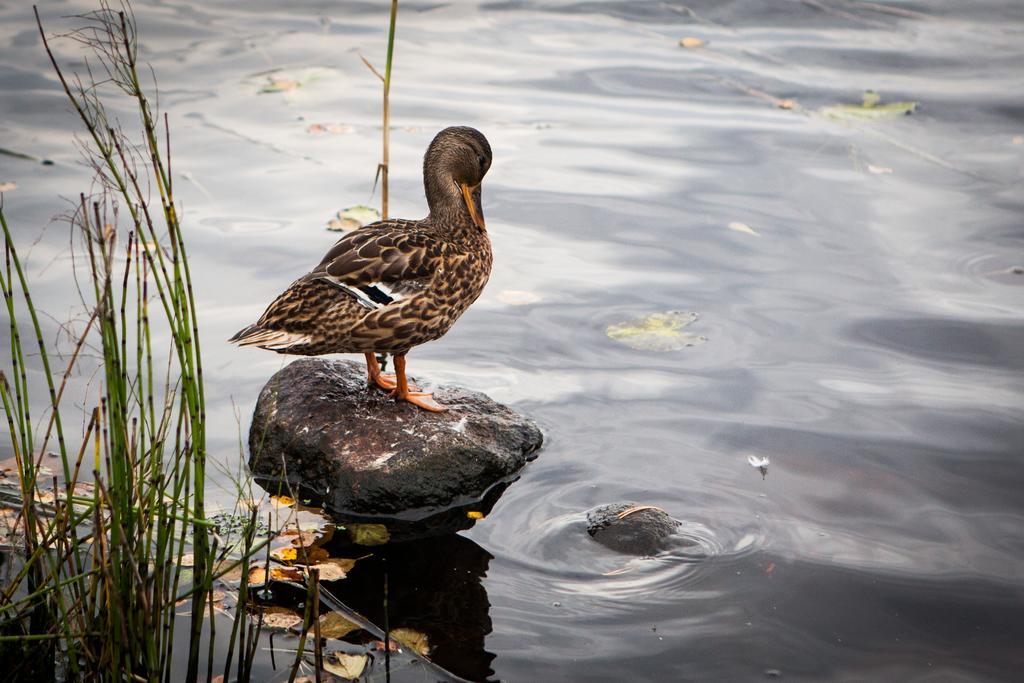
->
xmin=586 ymin=503 xmax=680 ymax=555
xmin=249 ymin=358 xmax=543 ymax=539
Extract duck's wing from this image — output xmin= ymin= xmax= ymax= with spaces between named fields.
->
xmin=311 ymin=220 xmax=443 ymax=310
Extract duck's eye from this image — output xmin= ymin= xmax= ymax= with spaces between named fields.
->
xmin=477 ymin=154 xmax=487 ymax=170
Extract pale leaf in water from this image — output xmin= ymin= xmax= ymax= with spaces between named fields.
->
xmin=314 ymin=611 xmax=360 ymax=639
xmin=349 ymin=523 xmax=390 ymax=546
xmin=260 ymin=606 xmax=304 ymax=630
xmin=260 ymin=77 xmax=300 ymax=93
xmin=307 ymin=123 xmax=354 ymax=135
xmin=312 ymin=557 xmax=357 ymax=582
xmin=390 ymin=627 xmax=430 ymax=656
xmin=1012 ymin=135 xmax=1023 ymax=145
xmin=867 ymin=164 xmax=894 ymax=174
xmin=606 ymin=311 xmax=707 ymax=352
xmin=679 ymin=37 xmax=706 ymax=48
xmin=328 ymin=205 xmax=381 ymax=232
xmin=727 ymin=221 xmax=760 ymax=237
xmin=0 ymin=182 xmax=16 ymax=192
xmin=323 ymin=653 xmax=368 ymax=679
xmin=497 ymin=290 xmax=541 ymax=305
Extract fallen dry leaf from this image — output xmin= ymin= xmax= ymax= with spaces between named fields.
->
xmin=466 ymin=511 xmax=485 ymax=520
xmin=616 ymin=505 xmax=667 ymax=520
xmin=323 ymin=652 xmax=368 ymax=679
xmin=272 ymin=546 xmax=299 ymax=563
xmin=271 ymin=495 xmax=296 ymax=507
xmin=777 ymin=99 xmax=796 ymax=110
xmin=0 ymin=182 xmax=16 ymax=192
xmin=867 ymin=164 xmax=893 ymax=174
xmin=314 ymin=611 xmax=360 ymax=639
xmin=390 ymin=627 xmax=430 ymax=656
xmin=312 ymin=557 xmax=357 ymax=582
xmin=260 ymin=606 xmax=304 ymax=630
xmin=270 ymin=566 xmax=305 ymax=582
xmin=679 ymin=37 xmax=706 ymax=48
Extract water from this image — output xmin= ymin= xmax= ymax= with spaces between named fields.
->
xmin=2 ymin=0 xmax=1023 ymax=680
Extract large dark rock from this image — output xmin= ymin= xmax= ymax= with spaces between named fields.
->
xmin=249 ymin=358 xmax=543 ymax=540
xmin=586 ymin=502 xmax=680 ymax=555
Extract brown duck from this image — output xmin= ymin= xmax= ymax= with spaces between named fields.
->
xmin=230 ymin=126 xmax=493 ymax=412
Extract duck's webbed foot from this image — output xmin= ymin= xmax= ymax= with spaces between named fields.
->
xmin=390 ymin=353 xmax=445 ymax=412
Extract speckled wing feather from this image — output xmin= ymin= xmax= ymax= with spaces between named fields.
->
xmin=312 ymin=219 xmax=441 ymax=286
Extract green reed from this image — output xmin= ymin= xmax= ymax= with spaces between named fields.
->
xmin=0 ymin=4 xmax=263 ymax=680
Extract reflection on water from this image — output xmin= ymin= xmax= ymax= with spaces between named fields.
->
xmin=2 ymin=0 xmax=1023 ymax=680
xmin=326 ymin=535 xmax=497 ymax=682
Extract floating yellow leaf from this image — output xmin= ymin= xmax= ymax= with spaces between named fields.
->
xmin=0 ymin=182 xmax=16 ymax=192
xmin=390 ymin=627 xmax=430 ymax=656
xmin=323 ymin=653 xmax=368 ymax=679
xmin=269 ymin=566 xmax=305 ymax=582
xmin=678 ymin=37 xmax=706 ymax=48
xmin=247 ymin=566 xmax=269 ymax=586
xmin=349 ymin=523 xmax=390 ymax=546
xmin=271 ymin=546 xmax=298 ymax=563
xmin=271 ymin=495 xmax=295 ymax=507
xmin=606 ymin=311 xmax=707 ymax=352
xmin=314 ymin=611 xmax=360 ymax=639
xmin=466 ymin=511 xmax=484 ymax=520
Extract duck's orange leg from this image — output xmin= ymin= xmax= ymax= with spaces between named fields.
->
xmin=365 ymin=352 xmax=420 ymax=392
xmin=391 ymin=354 xmax=445 ymax=412
xmin=365 ymin=352 xmax=398 ymax=391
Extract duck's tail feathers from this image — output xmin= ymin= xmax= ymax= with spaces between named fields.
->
xmin=228 ymin=324 xmax=312 ymax=352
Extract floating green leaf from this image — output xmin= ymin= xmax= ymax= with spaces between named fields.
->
xmin=606 ymin=311 xmax=706 ymax=352
xmin=819 ymin=90 xmax=917 ymax=121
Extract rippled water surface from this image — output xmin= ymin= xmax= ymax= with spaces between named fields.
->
xmin=2 ymin=0 xmax=1023 ymax=680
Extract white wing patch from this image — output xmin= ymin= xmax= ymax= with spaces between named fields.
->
xmin=319 ymin=276 xmax=403 ymax=310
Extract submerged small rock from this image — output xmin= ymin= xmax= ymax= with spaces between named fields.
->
xmin=586 ymin=503 xmax=680 ymax=555
xmin=248 ymin=358 xmax=543 ymax=540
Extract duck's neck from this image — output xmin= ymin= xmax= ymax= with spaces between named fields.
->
xmin=424 ymin=171 xmax=482 ymax=236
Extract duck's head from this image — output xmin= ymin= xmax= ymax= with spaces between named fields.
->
xmin=423 ymin=126 xmax=492 ymax=231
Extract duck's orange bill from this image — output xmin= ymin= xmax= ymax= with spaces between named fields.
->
xmin=460 ymin=182 xmax=486 ymax=231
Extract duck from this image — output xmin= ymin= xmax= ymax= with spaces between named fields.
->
xmin=230 ymin=126 xmax=493 ymax=412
